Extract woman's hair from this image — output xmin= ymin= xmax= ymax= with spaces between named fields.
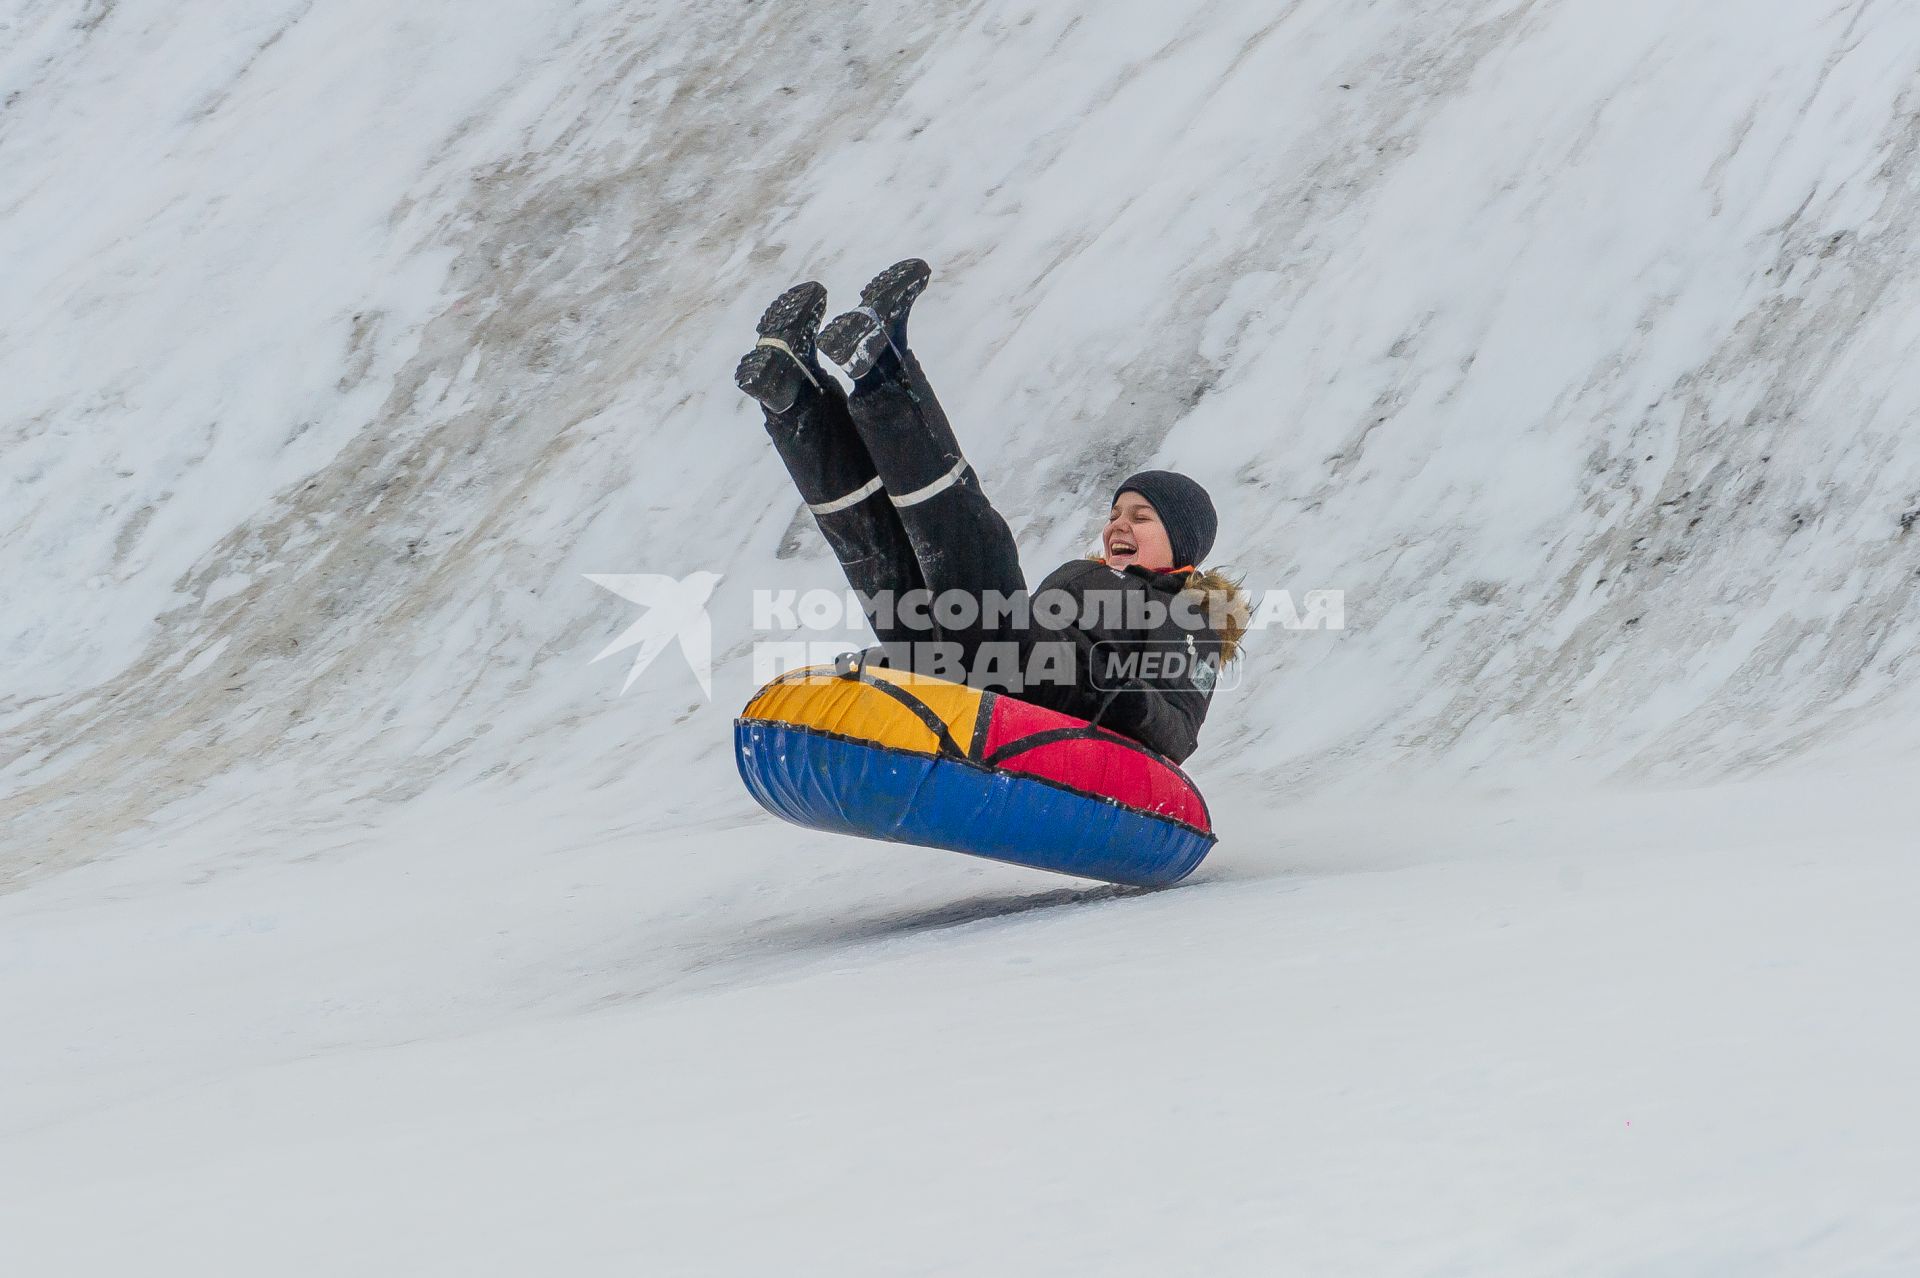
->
xmin=1182 ymin=568 xmax=1248 ymax=663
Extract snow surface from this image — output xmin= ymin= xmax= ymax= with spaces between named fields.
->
xmin=5 ymin=0 xmax=1920 ymax=1271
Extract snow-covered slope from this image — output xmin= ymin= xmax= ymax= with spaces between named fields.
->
xmin=4 ymin=1 xmax=1919 ymax=1271
xmin=8 ymin=0 xmax=1920 ymax=878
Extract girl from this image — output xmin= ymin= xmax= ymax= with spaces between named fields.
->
xmin=735 ymin=259 xmax=1243 ymax=763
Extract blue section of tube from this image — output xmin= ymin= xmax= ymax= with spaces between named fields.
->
xmin=735 ymin=721 xmax=1213 ymax=889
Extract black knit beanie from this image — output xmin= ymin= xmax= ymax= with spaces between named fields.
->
xmin=1113 ymin=470 xmax=1217 ymax=568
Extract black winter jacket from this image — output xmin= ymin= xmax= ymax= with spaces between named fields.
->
xmin=1023 ymin=560 xmax=1223 ymax=764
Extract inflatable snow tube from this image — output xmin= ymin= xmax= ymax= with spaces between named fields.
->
xmin=734 ymin=664 xmax=1215 ymax=888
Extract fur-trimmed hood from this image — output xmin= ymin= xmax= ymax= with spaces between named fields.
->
xmin=1179 ymin=567 xmax=1248 ymax=663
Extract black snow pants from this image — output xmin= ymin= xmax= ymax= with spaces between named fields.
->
xmin=758 ymin=344 xmax=1026 ymax=672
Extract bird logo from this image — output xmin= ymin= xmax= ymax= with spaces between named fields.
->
xmin=585 ymin=571 xmax=724 ymax=697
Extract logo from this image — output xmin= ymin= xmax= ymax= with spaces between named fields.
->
xmin=1088 ymin=639 xmax=1235 ymax=693
xmin=587 ymin=577 xmax=1341 ymax=695
xmin=586 ymin=572 xmax=723 ymax=697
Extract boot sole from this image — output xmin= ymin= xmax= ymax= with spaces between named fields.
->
xmin=818 ymin=258 xmax=932 ymax=378
xmin=817 ymin=310 xmax=884 ymax=379
xmin=860 ymin=258 xmax=932 ymax=311
xmin=734 ymin=347 xmax=803 ymax=413
xmin=755 ymin=281 xmax=828 ymax=362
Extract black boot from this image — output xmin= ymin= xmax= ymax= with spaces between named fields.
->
xmin=734 ymin=281 xmax=830 ymax=413
xmin=817 ymin=258 xmax=932 ymax=382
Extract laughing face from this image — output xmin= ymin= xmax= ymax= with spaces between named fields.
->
xmin=1103 ymin=492 xmax=1176 ymax=571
